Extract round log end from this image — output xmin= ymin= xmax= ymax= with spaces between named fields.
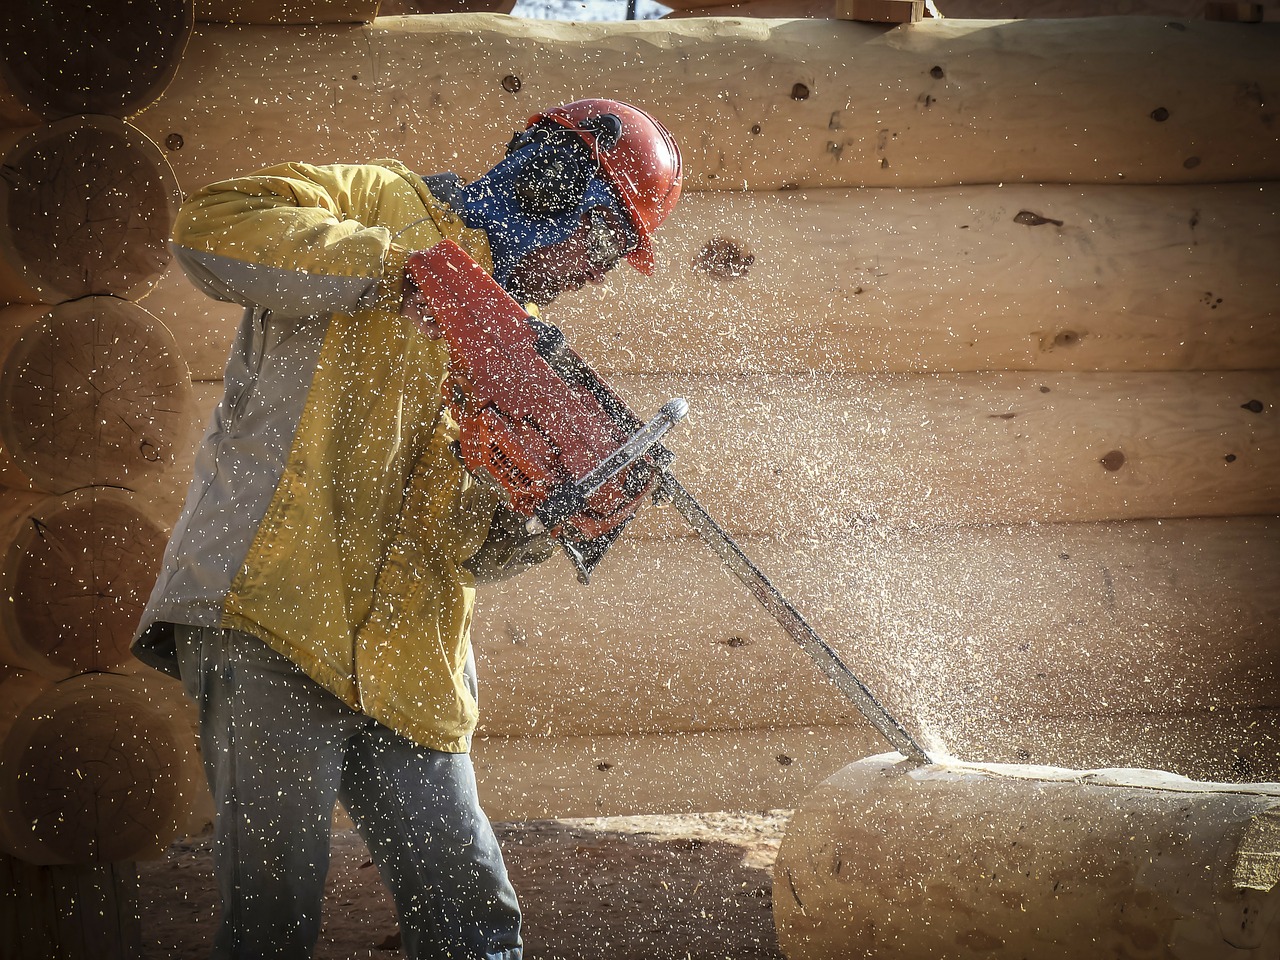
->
xmin=1 ymin=489 xmax=169 ymax=676
xmin=0 ymin=116 xmax=182 ymax=302
xmin=0 ymin=298 xmax=195 ymax=494
xmin=0 ymin=672 xmax=198 ymax=865
xmin=775 ymin=754 xmax=1280 ymax=959
xmin=0 ymin=0 xmax=192 ymax=121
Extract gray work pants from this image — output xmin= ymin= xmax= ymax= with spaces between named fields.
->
xmin=175 ymin=625 xmax=522 ymax=960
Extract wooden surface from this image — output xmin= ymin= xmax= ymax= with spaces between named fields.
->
xmin=148 ymin=182 xmax=1280 ymax=381
xmin=0 ymin=490 xmax=169 ymax=677
xmin=774 ymin=755 xmax=1280 ymax=959
xmin=0 ymin=673 xmax=199 ymax=864
xmin=0 ymin=856 xmax=142 ymax=960
xmin=0 ymin=0 xmax=191 ymax=125
xmin=0 ymin=117 xmax=181 ymax=303
xmin=0 ymin=300 xmax=195 ymax=495
xmin=131 ymin=16 xmax=1280 ymax=194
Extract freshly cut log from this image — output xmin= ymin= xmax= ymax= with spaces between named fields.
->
xmin=0 ymin=672 xmax=199 ymax=865
xmin=620 ymin=369 xmax=1280 ymax=532
xmin=0 ymin=489 xmax=169 ymax=677
xmin=197 ymin=0 xmax=380 ymax=20
xmin=0 ymin=299 xmax=195 ymax=494
xmin=0 ymin=117 xmax=181 ymax=302
xmin=774 ymin=754 xmax=1280 ymax=959
xmin=152 ymin=182 xmax=1280 ymax=381
xmin=132 ymin=16 xmax=1280 ymax=193
xmin=0 ymin=0 xmax=192 ymax=126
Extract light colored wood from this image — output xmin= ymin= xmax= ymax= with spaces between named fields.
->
xmin=836 ymin=0 xmax=924 ymax=21
xmin=153 ymin=182 xmax=1280 ymax=381
xmin=472 ymin=725 xmax=880 ymax=820
xmin=547 ymin=182 xmax=1280 ymax=376
xmin=0 ymin=0 xmax=192 ymax=126
xmin=173 ymin=370 xmax=1280 ymax=532
xmin=0 ymin=118 xmax=181 ymax=303
xmin=0 ymin=299 xmax=196 ymax=495
xmin=774 ymin=755 xmax=1280 ymax=959
xmin=0 ymin=672 xmax=199 ymax=864
xmin=628 ymin=369 xmax=1280 ymax=532
xmin=470 ymin=709 xmax=1280 ymax=820
xmin=131 ymin=15 xmax=1280 ymax=194
xmin=0 ymin=490 xmax=169 ymax=677
xmin=473 ymin=517 xmax=1280 ymax=737
xmin=196 ymin=0 xmax=380 ymax=21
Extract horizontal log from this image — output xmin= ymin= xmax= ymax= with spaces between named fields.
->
xmin=150 ymin=182 xmax=1280 ymax=381
xmin=0 ymin=0 xmax=192 ymax=125
xmin=774 ymin=755 xmax=1280 ymax=959
xmin=469 ymin=706 xmax=1280 ymax=820
xmin=631 ymin=369 xmax=1280 ymax=530
xmin=0 ymin=299 xmax=196 ymax=495
xmin=131 ymin=16 xmax=1280 ymax=194
xmin=0 ymin=489 xmax=170 ymax=677
xmin=548 ymin=183 xmax=1280 ymax=375
xmin=471 ymin=725 xmax=879 ymax=820
xmin=0 ymin=117 xmax=181 ymax=303
xmin=0 ymin=856 xmax=141 ymax=960
xmin=175 ymin=370 xmax=1279 ymax=533
xmin=0 ymin=672 xmax=200 ymax=864
xmin=473 ymin=517 xmax=1280 ymax=739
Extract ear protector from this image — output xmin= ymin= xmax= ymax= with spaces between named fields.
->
xmin=505 ymin=114 xmax=624 ymax=217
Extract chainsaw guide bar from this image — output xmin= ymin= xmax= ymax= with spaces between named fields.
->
xmin=406 ymin=239 xmax=930 ymax=763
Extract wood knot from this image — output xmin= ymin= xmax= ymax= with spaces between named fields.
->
xmin=692 ymin=238 xmax=755 ymax=279
xmin=1100 ymin=450 xmax=1126 ymax=472
xmin=791 ymin=82 xmax=810 ymax=101
xmin=1014 ymin=210 xmax=1064 ymax=227
xmin=501 ymin=75 xmax=521 ymax=93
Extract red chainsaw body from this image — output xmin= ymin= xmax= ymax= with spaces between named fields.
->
xmin=405 ymin=239 xmax=657 ymax=541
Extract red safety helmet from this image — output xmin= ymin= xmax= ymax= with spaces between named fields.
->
xmin=527 ymin=99 xmax=683 ymax=275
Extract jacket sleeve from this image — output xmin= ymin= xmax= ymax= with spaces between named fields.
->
xmin=169 ymin=162 xmax=415 ymax=316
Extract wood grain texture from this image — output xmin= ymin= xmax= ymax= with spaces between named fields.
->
xmin=472 ymin=517 xmax=1279 ymax=739
xmin=131 ymin=15 xmax=1280 ymax=194
xmin=150 ymin=182 xmax=1280 ymax=381
xmin=774 ymin=755 xmax=1280 ymax=959
xmin=0 ymin=118 xmax=181 ymax=303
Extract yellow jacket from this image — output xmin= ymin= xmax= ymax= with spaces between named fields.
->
xmin=134 ymin=160 xmax=500 ymax=753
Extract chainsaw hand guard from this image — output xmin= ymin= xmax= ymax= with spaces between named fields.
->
xmin=405 ymin=240 xmax=679 ymax=581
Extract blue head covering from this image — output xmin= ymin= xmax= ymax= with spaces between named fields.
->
xmin=454 ymin=134 xmax=635 ymax=293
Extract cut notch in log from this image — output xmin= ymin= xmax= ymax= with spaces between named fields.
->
xmin=0 ymin=299 xmax=195 ymax=495
xmin=0 ymin=0 xmax=192 ymax=124
xmin=0 ymin=116 xmax=181 ymax=303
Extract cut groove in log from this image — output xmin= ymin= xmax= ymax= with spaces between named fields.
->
xmin=0 ymin=672 xmax=198 ymax=865
xmin=0 ymin=0 xmax=192 ymax=125
xmin=0 ymin=299 xmax=195 ymax=495
xmin=774 ymin=754 xmax=1280 ymax=959
xmin=0 ymin=490 xmax=169 ymax=677
xmin=132 ymin=16 xmax=1280 ymax=193
xmin=0 ymin=117 xmax=181 ymax=303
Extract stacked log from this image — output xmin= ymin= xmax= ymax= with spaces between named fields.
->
xmin=0 ymin=5 xmax=205 ymax=957
xmin=121 ymin=14 xmax=1280 ymax=822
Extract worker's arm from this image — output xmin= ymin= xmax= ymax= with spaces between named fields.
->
xmin=170 ymin=161 xmax=417 ymax=317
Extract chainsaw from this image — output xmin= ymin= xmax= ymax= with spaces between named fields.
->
xmin=406 ymin=239 xmax=929 ymax=763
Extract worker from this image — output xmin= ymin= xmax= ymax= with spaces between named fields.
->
xmin=131 ymin=99 xmax=682 ymax=960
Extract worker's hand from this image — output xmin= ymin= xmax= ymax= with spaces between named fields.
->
xmin=400 ymin=261 xmax=444 ymax=339
xmin=463 ymin=505 xmax=556 ymax=585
